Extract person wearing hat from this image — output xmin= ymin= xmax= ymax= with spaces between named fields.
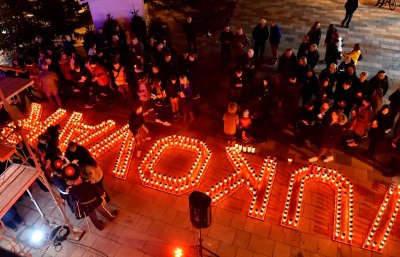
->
xmin=66 ymin=169 xmax=117 ymax=231
xmin=223 ymin=102 xmax=240 ymax=145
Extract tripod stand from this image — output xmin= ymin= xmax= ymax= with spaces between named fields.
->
xmin=194 ymin=228 xmax=219 ymax=257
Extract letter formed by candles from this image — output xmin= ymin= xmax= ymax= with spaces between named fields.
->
xmin=88 ymin=124 xmax=134 ymax=180
xmin=58 ymin=111 xmax=115 ymax=151
xmin=138 ymin=135 xmax=211 ymax=195
xmin=1 ymin=102 xmax=67 ymax=145
xmin=362 ymin=184 xmax=400 ymax=253
xmin=281 ymin=165 xmax=354 ymax=245
xmin=206 ymin=147 xmax=277 ymax=220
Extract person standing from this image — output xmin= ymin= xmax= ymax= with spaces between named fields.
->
xmin=223 ymin=102 xmax=239 ymax=145
xmin=182 ymin=16 xmax=197 ymax=53
xmin=342 ymin=0 xmax=358 ymax=28
xmin=307 ymin=22 xmax=321 ymax=46
xmin=219 ymin=25 xmax=234 ymax=67
xmin=232 ymin=27 xmax=250 ymax=67
xmin=309 ymin=110 xmax=348 ymax=163
xmin=38 ymin=63 xmax=62 ymax=108
xmin=129 ymin=101 xmax=150 ymax=158
xmin=252 ymin=18 xmax=269 ymax=62
xmin=269 ymin=20 xmax=281 ymax=65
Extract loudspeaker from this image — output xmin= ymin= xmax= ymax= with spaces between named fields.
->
xmin=189 ymin=191 xmax=212 ymax=229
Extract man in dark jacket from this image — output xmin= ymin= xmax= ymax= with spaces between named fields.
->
xmin=277 ymin=49 xmax=297 ymax=79
xmin=269 ymin=20 xmax=281 ymax=64
xmin=342 ymin=0 xmax=358 ymax=28
xmin=368 ymin=70 xmax=389 ymax=97
xmin=182 ymin=16 xmax=197 ymax=53
xmin=252 ymin=18 xmax=269 ymax=61
xmin=219 ymin=25 xmax=234 ymax=67
xmin=389 ymin=86 xmax=400 ymax=137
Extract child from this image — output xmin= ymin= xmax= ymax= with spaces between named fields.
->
xmin=240 ymin=109 xmax=254 ymax=143
xmin=223 ymin=102 xmax=239 ymax=145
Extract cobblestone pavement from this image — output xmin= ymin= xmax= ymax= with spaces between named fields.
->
xmin=5 ymin=0 xmax=400 ymax=257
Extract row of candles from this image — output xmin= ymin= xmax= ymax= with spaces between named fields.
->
xmin=232 ymin=143 xmax=256 ymax=154
xmin=57 ymin=111 xmax=116 ymax=151
xmin=18 ymin=102 xmax=42 ymax=130
xmin=27 ymin=108 xmax=67 ymax=144
xmin=281 ymin=165 xmax=354 ymax=244
xmin=1 ymin=103 xmax=65 ymax=145
xmin=138 ymin=135 xmax=212 ymax=195
xmin=206 ymin=147 xmax=277 ymax=220
xmin=59 ymin=112 xmax=82 ymax=150
xmin=88 ymin=125 xmax=129 ymax=159
xmin=72 ymin=120 xmax=115 ymax=148
xmin=363 ymin=184 xmax=400 ymax=252
xmin=112 ymin=130 xmax=135 ymax=180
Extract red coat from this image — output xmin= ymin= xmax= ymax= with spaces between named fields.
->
xmin=350 ymin=106 xmax=374 ymax=136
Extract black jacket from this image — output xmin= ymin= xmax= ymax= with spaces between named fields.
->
xmin=65 ymin=145 xmax=96 ymax=167
xmin=129 ymin=111 xmax=145 ymax=135
xmin=345 ymin=0 xmax=358 ymax=11
xmin=252 ymin=25 xmax=269 ymax=42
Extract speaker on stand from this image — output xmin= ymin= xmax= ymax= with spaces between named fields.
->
xmin=189 ymin=191 xmax=219 ymax=257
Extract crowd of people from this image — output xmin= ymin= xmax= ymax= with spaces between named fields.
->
xmin=218 ymin=18 xmax=399 ymax=171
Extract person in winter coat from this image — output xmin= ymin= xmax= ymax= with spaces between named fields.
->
xmin=294 ymin=101 xmax=316 ymax=147
xmin=375 ymin=105 xmax=393 ymax=133
xmin=368 ymin=70 xmax=389 ymax=97
xmin=366 ymin=119 xmax=385 ymax=157
xmin=346 ymin=98 xmax=374 ymax=147
xmin=220 ymin=25 xmax=234 ymax=67
xmin=342 ymin=0 xmax=359 ymax=28
xmin=65 ymin=141 xmax=108 ymax=201
xmin=324 ymin=24 xmax=338 ymax=47
xmin=389 ymin=86 xmax=400 ymax=137
xmin=277 ymin=49 xmax=297 ymax=79
xmin=309 ymin=110 xmax=348 ymax=163
xmin=342 ymin=43 xmax=362 ymax=66
xmin=182 ymin=16 xmax=197 ymax=53
xmin=306 ymin=44 xmax=320 ymax=70
xmin=239 ymin=109 xmax=254 ymax=143
xmin=232 ymin=27 xmax=250 ymax=67
xmin=269 ymin=20 xmax=281 ymax=64
xmin=302 ymin=69 xmax=319 ymax=104
xmin=129 ymin=101 xmax=150 ymax=158
xmin=223 ymin=102 xmax=239 ymax=144
xmin=325 ymin=39 xmax=341 ymax=68
xmin=297 ymin=36 xmax=310 ymax=60
xmin=38 ymin=63 xmax=62 ymax=107
xmin=307 ymin=22 xmax=322 ymax=46
xmin=252 ymin=18 xmax=269 ymax=61
xmin=67 ymin=176 xmax=117 ymax=231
